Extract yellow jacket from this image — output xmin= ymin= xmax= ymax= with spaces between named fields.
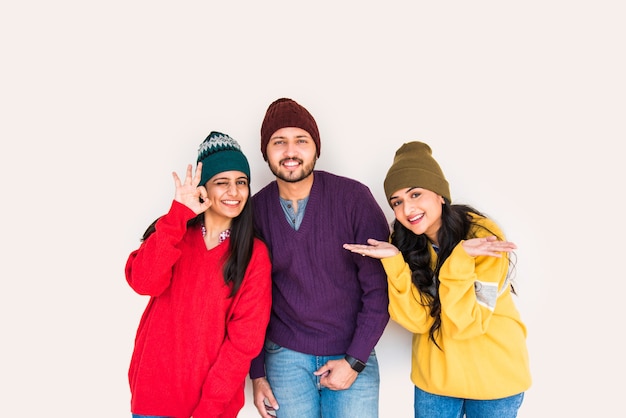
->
xmin=381 ymin=215 xmax=531 ymax=399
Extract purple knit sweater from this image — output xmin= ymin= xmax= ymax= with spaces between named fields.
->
xmin=249 ymin=171 xmax=390 ymax=379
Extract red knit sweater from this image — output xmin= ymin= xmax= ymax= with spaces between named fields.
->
xmin=125 ymin=201 xmax=272 ymax=418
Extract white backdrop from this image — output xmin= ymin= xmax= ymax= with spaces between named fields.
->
xmin=1 ymin=1 xmax=624 ymax=416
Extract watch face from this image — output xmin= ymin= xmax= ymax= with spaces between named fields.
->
xmin=346 ymin=355 xmax=366 ymax=372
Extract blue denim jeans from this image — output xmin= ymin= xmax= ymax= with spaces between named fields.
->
xmin=264 ymin=340 xmax=380 ymax=418
xmin=414 ymin=386 xmax=524 ymax=418
xmin=132 ymin=415 xmax=170 ymax=418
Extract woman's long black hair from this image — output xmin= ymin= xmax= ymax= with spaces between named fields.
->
xmin=140 ymin=191 xmax=255 ymax=298
xmin=390 ymin=202 xmax=514 ymax=349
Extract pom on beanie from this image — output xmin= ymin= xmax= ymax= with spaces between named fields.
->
xmin=196 ymin=131 xmax=251 ymax=186
xmin=260 ymin=98 xmax=321 ymax=161
xmin=383 ymin=141 xmax=451 ymax=205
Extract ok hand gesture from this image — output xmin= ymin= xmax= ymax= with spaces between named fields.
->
xmin=172 ymin=163 xmax=211 ymax=215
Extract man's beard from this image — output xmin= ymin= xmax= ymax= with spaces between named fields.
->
xmin=269 ymin=158 xmax=316 ymax=183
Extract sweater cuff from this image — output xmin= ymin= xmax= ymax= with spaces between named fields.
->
xmin=381 ymin=253 xmax=411 ymax=292
xmin=249 ymin=350 xmax=266 ymax=379
xmin=169 ymin=199 xmax=197 ymax=220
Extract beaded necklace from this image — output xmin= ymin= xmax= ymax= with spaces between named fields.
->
xmin=201 ymin=225 xmax=231 ymax=244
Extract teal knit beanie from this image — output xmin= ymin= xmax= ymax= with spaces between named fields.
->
xmin=196 ymin=131 xmax=251 ymax=186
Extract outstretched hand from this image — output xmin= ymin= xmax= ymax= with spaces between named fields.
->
xmin=462 ymin=235 xmax=517 ymax=257
xmin=172 ymin=163 xmax=211 ymax=215
xmin=343 ymin=238 xmax=399 ymax=259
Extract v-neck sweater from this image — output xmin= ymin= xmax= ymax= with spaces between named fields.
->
xmin=250 ymin=171 xmax=390 ymax=378
xmin=126 ymin=200 xmax=272 ymax=417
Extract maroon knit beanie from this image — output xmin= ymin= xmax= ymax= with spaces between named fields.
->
xmin=260 ymin=98 xmax=321 ymax=161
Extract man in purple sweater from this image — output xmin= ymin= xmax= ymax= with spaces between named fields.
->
xmin=249 ymin=98 xmax=390 ymax=418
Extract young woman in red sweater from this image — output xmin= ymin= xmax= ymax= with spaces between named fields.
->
xmin=125 ymin=131 xmax=272 ymax=418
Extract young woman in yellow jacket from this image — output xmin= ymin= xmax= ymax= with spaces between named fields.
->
xmin=344 ymin=141 xmax=531 ymax=418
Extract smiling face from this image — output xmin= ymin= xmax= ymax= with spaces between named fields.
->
xmin=265 ymin=127 xmax=317 ymax=183
xmin=203 ymin=170 xmax=250 ymax=220
xmin=389 ymin=187 xmax=445 ymax=245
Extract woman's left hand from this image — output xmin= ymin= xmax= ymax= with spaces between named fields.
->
xmin=462 ymin=235 xmax=517 ymax=257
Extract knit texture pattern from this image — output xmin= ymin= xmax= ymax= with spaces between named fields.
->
xmin=249 ymin=171 xmax=390 ymax=378
xmin=384 ymin=141 xmax=450 ymax=203
xmin=196 ymin=131 xmax=250 ymax=186
xmin=126 ymin=200 xmax=271 ymax=417
xmin=260 ymin=98 xmax=321 ymax=160
xmin=197 ymin=131 xmax=242 ymax=162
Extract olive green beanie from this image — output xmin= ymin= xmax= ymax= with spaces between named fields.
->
xmin=383 ymin=141 xmax=451 ymax=206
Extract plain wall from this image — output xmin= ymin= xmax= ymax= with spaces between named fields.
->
xmin=1 ymin=1 xmax=624 ymax=416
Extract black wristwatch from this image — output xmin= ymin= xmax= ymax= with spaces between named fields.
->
xmin=345 ymin=355 xmax=366 ymax=373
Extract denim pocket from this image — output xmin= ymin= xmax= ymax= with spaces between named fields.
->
xmin=264 ymin=339 xmax=283 ymax=353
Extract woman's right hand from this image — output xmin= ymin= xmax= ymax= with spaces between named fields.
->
xmin=172 ymin=163 xmax=211 ymax=215
xmin=343 ymin=238 xmax=400 ymax=259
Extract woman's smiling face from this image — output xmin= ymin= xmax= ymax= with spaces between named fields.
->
xmin=203 ymin=170 xmax=249 ymax=220
xmin=389 ymin=187 xmax=445 ymax=245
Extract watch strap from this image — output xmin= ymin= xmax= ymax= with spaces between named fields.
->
xmin=344 ymin=355 xmax=366 ymax=373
